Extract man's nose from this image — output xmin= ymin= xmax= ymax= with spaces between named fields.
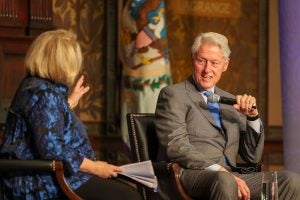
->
xmin=203 ymin=62 xmax=213 ymax=71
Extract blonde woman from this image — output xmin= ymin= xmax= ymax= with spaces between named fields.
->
xmin=0 ymin=29 xmax=142 ymax=200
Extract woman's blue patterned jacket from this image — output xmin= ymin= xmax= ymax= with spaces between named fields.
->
xmin=0 ymin=76 xmax=96 ymax=199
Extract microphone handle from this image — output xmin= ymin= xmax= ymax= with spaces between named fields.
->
xmin=219 ymin=96 xmax=236 ymax=105
xmin=219 ymin=96 xmax=257 ymax=109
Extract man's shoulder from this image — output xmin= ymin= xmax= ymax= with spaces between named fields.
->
xmin=162 ymin=78 xmax=191 ymax=91
xmin=164 ymin=81 xmax=185 ymax=89
xmin=159 ymin=81 xmax=188 ymax=98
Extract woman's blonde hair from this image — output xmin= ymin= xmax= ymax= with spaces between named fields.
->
xmin=25 ymin=29 xmax=82 ymax=86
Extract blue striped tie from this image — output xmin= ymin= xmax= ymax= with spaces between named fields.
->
xmin=204 ymin=91 xmax=222 ymax=128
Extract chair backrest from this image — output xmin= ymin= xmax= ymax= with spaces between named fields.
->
xmin=126 ymin=113 xmax=158 ymax=162
xmin=126 ymin=113 xmax=192 ymax=200
xmin=126 ymin=113 xmax=158 ymax=200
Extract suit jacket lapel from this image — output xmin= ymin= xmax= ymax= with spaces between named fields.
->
xmin=215 ymin=87 xmax=239 ymax=140
xmin=185 ymin=76 xmax=220 ymax=129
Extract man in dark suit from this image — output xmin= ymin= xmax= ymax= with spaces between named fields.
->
xmin=154 ymin=32 xmax=300 ymax=200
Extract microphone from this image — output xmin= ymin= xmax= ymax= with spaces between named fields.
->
xmin=207 ymin=93 xmax=257 ymax=109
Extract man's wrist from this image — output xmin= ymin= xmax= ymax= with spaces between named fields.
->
xmin=247 ymin=114 xmax=259 ymax=121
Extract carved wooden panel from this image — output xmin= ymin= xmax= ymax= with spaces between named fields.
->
xmin=0 ymin=0 xmax=28 ymax=35
xmin=0 ymin=36 xmax=33 ymax=123
xmin=0 ymin=0 xmax=53 ymax=36
xmin=0 ymin=0 xmax=54 ymax=123
xmin=29 ymin=0 xmax=54 ymax=35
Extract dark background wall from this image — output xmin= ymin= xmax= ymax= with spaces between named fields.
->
xmin=0 ymin=0 xmax=283 ymax=170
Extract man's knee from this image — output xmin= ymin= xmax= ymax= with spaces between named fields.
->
xmin=277 ymin=171 xmax=300 ymax=200
xmin=211 ymin=172 xmax=238 ymax=198
xmin=280 ymin=171 xmax=300 ymax=192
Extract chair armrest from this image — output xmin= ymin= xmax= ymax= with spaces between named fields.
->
xmin=150 ymin=161 xmax=191 ymax=200
xmin=0 ymin=159 xmax=54 ymax=171
xmin=0 ymin=159 xmax=82 ymax=200
xmin=168 ymin=163 xmax=191 ymax=200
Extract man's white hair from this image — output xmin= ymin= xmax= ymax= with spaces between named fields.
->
xmin=191 ymin=32 xmax=231 ymax=60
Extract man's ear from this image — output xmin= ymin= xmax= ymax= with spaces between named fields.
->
xmin=223 ymin=59 xmax=229 ymax=72
xmin=190 ymin=53 xmax=194 ymax=66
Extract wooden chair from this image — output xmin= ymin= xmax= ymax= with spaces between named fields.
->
xmin=0 ymin=159 xmax=82 ymax=200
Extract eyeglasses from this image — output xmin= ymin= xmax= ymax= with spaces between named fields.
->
xmin=193 ymin=57 xmax=224 ymax=68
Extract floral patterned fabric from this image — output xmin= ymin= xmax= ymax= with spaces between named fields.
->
xmin=0 ymin=76 xmax=95 ymax=199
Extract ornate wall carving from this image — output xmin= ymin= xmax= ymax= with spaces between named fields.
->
xmin=53 ymin=0 xmax=105 ymax=122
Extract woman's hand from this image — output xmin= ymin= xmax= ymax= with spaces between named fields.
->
xmin=68 ymin=75 xmax=90 ymax=109
xmin=80 ymin=158 xmax=122 ymax=179
xmin=92 ymin=161 xmax=122 ymax=179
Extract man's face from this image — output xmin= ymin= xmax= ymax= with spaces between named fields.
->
xmin=192 ymin=43 xmax=229 ymax=90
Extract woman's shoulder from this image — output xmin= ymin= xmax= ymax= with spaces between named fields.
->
xmin=12 ymin=77 xmax=67 ymax=110
xmin=23 ymin=76 xmax=68 ymax=96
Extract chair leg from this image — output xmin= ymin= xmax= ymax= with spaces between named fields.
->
xmin=54 ymin=161 xmax=82 ymax=200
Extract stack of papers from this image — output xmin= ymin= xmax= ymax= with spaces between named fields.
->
xmin=119 ymin=160 xmax=158 ymax=190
